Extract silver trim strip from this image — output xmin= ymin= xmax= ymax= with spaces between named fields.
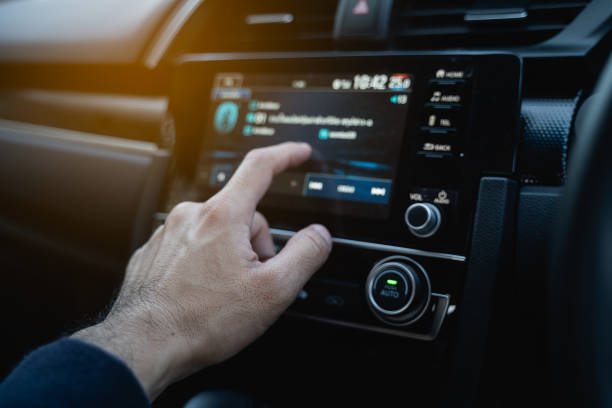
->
xmin=0 ymin=119 xmax=160 ymax=154
xmin=270 ymin=228 xmax=466 ymax=262
xmin=246 ymin=13 xmax=293 ymax=25
xmin=153 ymin=215 xmax=466 ymax=262
xmin=144 ymin=0 xmax=205 ymax=69
xmin=464 ymin=8 xmax=528 ymax=22
xmin=286 ymin=293 xmax=450 ymax=341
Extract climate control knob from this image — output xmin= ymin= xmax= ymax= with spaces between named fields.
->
xmin=405 ymin=202 xmax=441 ymax=238
xmin=366 ymin=256 xmax=431 ymax=326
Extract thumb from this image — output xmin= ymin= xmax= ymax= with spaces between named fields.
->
xmin=265 ymin=224 xmax=332 ymax=295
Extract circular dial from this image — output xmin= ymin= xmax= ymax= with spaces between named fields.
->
xmin=405 ymin=203 xmax=442 ymax=238
xmin=366 ymin=256 xmax=431 ymax=326
xmin=370 ymin=265 xmax=415 ymax=315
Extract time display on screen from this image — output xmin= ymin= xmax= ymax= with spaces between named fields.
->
xmin=331 ymin=73 xmax=412 ymax=91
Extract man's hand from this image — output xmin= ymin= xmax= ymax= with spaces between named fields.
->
xmin=72 ymin=142 xmax=332 ymax=399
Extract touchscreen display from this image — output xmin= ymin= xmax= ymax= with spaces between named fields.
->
xmin=202 ymin=71 xmax=413 ymax=218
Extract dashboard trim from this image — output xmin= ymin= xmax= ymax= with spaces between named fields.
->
xmin=286 ymin=293 xmax=451 ymax=341
xmin=153 ymin=215 xmax=467 ymax=262
xmin=176 ymin=50 xmax=522 ymax=65
xmin=0 ymin=119 xmax=161 ymax=154
xmin=270 ymin=228 xmax=466 ymax=262
xmin=145 ymin=0 xmax=206 ymax=69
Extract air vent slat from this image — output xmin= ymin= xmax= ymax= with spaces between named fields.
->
xmin=399 ymin=24 xmax=568 ymax=36
xmin=393 ymin=0 xmax=590 ymax=48
xmin=398 ymin=26 xmax=472 ymax=36
xmin=529 ymin=2 xmax=589 ymax=10
xmin=199 ymin=0 xmax=338 ymax=52
xmin=401 ymin=8 xmax=468 ymax=17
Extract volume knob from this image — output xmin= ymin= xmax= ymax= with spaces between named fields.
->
xmin=405 ymin=202 xmax=441 ymax=238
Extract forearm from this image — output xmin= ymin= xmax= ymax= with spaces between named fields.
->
xmin=0 ymin=337 xmax=150 ymax=408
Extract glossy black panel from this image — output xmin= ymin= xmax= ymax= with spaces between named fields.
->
xmin=168 ymin=53 xmax=522 ymax=255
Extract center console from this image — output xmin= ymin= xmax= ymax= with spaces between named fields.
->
xmin=167 ymin=52 xmax=522 ymax=341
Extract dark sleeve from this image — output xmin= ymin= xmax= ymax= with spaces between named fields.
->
xmin=0 ymin=338 xmax=150 ymax=408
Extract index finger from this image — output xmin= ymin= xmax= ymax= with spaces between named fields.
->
xmin=221 ymin=142 xmax=312 ymax=218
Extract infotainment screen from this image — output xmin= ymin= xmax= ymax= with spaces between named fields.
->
xmin=202 ymin=71 xmax=413 ymax=218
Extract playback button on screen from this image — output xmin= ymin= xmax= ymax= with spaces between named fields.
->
xmin=304 ymin=174 xmax=391 ymax=204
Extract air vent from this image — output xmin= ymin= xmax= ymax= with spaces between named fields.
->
xmin=392 ymin=0 xmax=590 ymax=48
xmin=199 ymin=0 xmax=339 ymax=51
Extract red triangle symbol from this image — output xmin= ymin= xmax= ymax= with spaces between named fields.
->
xmin=352 ymin=0 xmax=370 ymax=15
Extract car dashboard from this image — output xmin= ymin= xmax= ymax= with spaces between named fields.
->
xmin=1 ymin=0 xmax=611 ymax=406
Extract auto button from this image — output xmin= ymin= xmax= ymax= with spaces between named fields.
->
xmin=371 ymin=268 xmax=414 ymax=315
xmin=366 ymin=257 xmax=432 ymax=326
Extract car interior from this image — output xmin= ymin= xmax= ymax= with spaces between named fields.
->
xmin=1 ymin=0 xmax=612 ymax=406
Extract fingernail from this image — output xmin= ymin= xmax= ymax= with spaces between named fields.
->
xmin=311 ymin=224 xmax=332 ymax=249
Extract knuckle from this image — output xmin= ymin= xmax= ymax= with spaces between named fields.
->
xmin=166 ymin=201 xmax=197 ymax=226
xmin=244 ymin=148 xmax=268 ymax=167
xmin=126 ymin=246 xmax=145 ymax=270
xmin=201 ymin=196 xmax=230 ymax=224
xmin=254 ymin=211 xmax=269 ymax=229
xmin=151 ymin=224 xmax=164 ymax=237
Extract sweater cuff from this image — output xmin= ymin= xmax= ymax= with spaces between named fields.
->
xmin=0 ymin=337 xmax=150 ymax=408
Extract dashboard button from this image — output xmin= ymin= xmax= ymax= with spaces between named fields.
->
xmin=423 ymin=108 xmax=460 ymax=129
xmin=426 ymin=83 xmax=465 ymax=106
xmin=405 ymin=203 xmax=441 ymax=238
xmin=371 ymin=269 xmax=413 ymax=313
xmin=408 ymin=188 xmax=458 ymax=208
xmin=417 ymin=129 xmax=461 ymax=158
xmin=407 ymin=205 xmax=428 ymax=227
xmin=432 ymin=68 xmax=470 ymax=80
xmin=365 ymin=256 xmax=432 ymax=326
xmin=418 ymin=140 xmax=455 ymax=155
xmin=334 ymin=0 xmax=393 ymax=39
xmin=292 ymin=279 xmax=361 ymax=320
xmin=209 ymin=164 xmax=235 ymax=187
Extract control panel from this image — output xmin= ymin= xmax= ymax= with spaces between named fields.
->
xmin=167 ymin=52 xmax=522 ymax=340
xmin=280 ymin=235 xmax=458 ymax=341
xmin=418 ymin=67 xmax=470 ymax=159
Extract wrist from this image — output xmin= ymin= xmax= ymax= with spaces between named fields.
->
xmin=72 ymin=316 xmax=178 ymax=400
